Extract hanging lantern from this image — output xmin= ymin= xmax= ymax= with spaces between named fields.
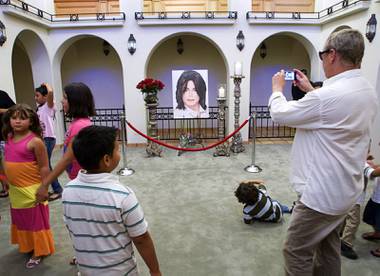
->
xmin=366 ymin=14 xmax=377 ymax=43
xmin=0 ymin=20 xmax=6 ymax=46
xmin=177 ymin=38 xmax=184 ymax=55
xmin=128 ymin=34 xmax=136 ymax=55
xmin=259 ymin=43 xmax=267 ymax=59
xmin=236 ymin=30 xmax=244 ymax=51
xmin=103 ymin=40 xmax=110 ymax=56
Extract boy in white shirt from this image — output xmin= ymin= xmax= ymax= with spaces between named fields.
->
xmin=63 ymin=125 xmax=161 ymax=276
xmin=35 ymin=83 xmax=62 ymax=201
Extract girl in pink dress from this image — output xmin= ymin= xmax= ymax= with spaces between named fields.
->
xmin=36 ymin=82 xmax=96 ymax=202
xmin=2 ymin=104 xmax=55 ymax=268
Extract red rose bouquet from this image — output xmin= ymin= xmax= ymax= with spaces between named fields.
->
xmin=136 ymin=78 xmax=165 ymax=93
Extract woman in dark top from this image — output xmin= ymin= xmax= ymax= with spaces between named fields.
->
xmin=0 ymin=90 xmax=16 ymax=197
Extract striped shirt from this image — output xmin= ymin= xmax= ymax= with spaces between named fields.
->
xmin=62 ymin=171 xmax=147 ymax=276
xmin=243 ymin=191 xmax=283 ymax=223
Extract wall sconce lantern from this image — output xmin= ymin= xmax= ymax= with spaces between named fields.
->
xmin=103 ymin=40 xmax=110 ymax=56
xmin=127 ymin=34 xmax=136 ymax=55
xmin=366 ymin=14 xmax=377 ymax=43
xmin=236 ymin=30 xmax=244 ymax=51
xmin=0 ymin=20 xmax=6 ymax=47
xmin=259 ymin=43 xmax=267 ymax=59
xmin=177 ymin=38 xmax=184 ymax=55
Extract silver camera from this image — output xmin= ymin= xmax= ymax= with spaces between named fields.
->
xmin=284 ymin=71 xmax=295 ymax=81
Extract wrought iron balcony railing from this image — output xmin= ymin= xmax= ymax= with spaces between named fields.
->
xmin=135 ymin=10 xmax=237 ymax=21
xmin=246 ymin=0 xmax=369 ymax=21
xmin=0 ymin=0 xmax=125 ymax=23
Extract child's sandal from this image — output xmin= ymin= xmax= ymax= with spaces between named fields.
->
xmin=69 ymin=256 xmax=78 ymax=265
xmin=26 ymin=257 xmax=41 ymax=269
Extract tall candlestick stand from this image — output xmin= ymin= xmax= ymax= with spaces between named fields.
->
xmin=213 ymin=96 xmax=230 ymax=157
xmin=144 ymin=92 xmax=162 ymax=157
xmin=230 ymin=75 xmax=245 ymax=153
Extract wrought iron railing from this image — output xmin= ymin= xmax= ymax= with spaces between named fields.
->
xmin=156 ymin=106 xmax=225 ymax=140
xmin=135 ymin=10 xmax=237 ymax=20
xmin=249 ymin=105 xmax=295 ymax=138
xmin=62 ymin=108 xmax=125 ymax=140
xmin=246 ymin=0 xmax=368 ymax=21
xmin=62 ymin=106 xmax=224 ymax=141
xmin=0 ymin=0 xmax=126 ymax=22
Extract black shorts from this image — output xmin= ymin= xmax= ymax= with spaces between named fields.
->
xmin=363 ymin=198 xmax=380 ymax=232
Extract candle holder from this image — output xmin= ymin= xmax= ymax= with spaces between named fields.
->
xmin=230 ymin=75 xmax=245 ymax=154
xmin=144 ymin=93 xmax=162 ymax=157
xmin=214 ymin=96 xmax=230 ymax=157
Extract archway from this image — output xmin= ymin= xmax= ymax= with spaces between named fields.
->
xmin=11 ymin=29 xmax=51 ymax=108
xmin=249 ymin=32 xmax=316 ymax=138
xmin=60 ymin=36 xmax=124 ymax=109
xmin=145 ymin=33 xmax=228 ymax=140
xmin=147 ymin=33 xmax=228 ymax=108
xmin=12 ymin=41 xmax=34 ymax=107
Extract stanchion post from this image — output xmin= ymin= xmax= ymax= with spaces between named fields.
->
xmin=244 ymin=112 xmax=262 ymax=173
xmin=118 ymin=112 xmax=135 ymax=176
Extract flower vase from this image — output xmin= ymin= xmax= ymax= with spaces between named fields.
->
xmin=143 ymin=91 xmax=158 ymax=104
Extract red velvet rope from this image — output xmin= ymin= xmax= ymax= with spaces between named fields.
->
xmin=126 ymin=117 xmax=250 ymax=152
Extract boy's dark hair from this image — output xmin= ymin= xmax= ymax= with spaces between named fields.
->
xmin=234 ymin=182 xmax=260 ymax=205
xmin=35 ymin=84 xmax=48 ymax=96
xmin=64 ymin=82 xmax=96 ymax=118
xmin=176 ymin=70 xmax=207 ymax=110
xmin=2 ymin=104 xmax=43 ymax=139
xmin=72 ymin=125 xmax=118 ymax=171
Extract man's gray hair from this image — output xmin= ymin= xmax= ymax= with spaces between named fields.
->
xmin=325 ymin=29 xmax=364 ymax=66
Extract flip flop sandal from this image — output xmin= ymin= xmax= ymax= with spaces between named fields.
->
xmin=370 ymin=249 xmax=380 ymax=258
xmin=26 ymin=257 xmax=41 ymax=269
xmin=362 ymin=232 xmax=380 ymax=241
xmin=0 ymin=190 xmax=8 ymax=198
xmin=69 ymin=257 xmax=78 ymax=265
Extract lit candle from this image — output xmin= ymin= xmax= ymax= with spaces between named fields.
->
xmin=218 ymin=86 xmax=225 ymax=98
xmin=234 ymin=62 xmax=242 ymax=76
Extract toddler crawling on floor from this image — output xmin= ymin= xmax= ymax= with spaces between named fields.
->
xmin=235 ymin=180 xmax=290 ymax=224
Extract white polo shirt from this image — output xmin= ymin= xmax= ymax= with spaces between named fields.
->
xmin=269 ymin=69 xmax=378 ymax=215
xmin=63 ymin=171 xmax=148 ymax=276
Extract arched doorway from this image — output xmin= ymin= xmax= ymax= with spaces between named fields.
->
xmin=11 ymin=30 xmax=51 ymax=108
xmin=12 ymin=41 xmax=34 ymax=107
xmin=60 ymin=36 xmax=124 ymax=109
xmin=145 ymin=33 xmax=228 ymax=140
xmin=249 ymin=33 xmax=316 ymax=138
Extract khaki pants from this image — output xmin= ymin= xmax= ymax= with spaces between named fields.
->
xmin=283 ymin=201 xmax=346 ymax=276
xmin=340 ymin=204 xmax=360 ymax=247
